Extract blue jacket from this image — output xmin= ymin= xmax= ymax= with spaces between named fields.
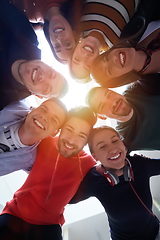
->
xmin=0 ymin=101 xmax=39 ymax=176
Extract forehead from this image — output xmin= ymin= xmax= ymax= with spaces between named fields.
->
xmin=92 ymin=129 xmax=119 ymax=145
xmin=40 ymin=100 xmax=65 ymax=115
xmin=64 ymin=117 xmax=91 ymax=134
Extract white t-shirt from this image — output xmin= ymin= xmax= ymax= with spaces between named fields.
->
xmin=0 ymin=122 xmax=27 ymax=153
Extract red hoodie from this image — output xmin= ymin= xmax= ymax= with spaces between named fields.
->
xmin=2 ymin=136 xmax=96 ymax=225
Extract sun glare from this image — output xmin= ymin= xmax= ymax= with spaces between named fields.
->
xmin=36 ymin=30 xmax=99 ymax=110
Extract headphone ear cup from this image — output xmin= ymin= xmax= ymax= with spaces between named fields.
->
xmin=104 ymin=170 xmax=119 ymax=186
xmin=123 ymin=164 xmax=134 ymax=181
xmin=123 ymin=165 xmax=129 ymax=181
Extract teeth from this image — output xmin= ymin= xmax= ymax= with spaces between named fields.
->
xmin=34 ymin=119 xmax=44 ymax=129
xmin=84 ymin=46 xmax=93 ymax=53
xmin=109 ymin=153 xmax=120 ymax=160
xmin=120 ymin=53 xmax=124 ymax=66
xmin=54 ymin=28 xmax=63 ymax=33
xmin=65 ymin=143 xmax=74 ymax=149
xmin=32 ymin=69 xmax=37 ymax=82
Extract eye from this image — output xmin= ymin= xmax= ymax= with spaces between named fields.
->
xmin=112 ymin=137 xmax=119 ymax=143
xmin=103 ymin=54 xmax=109 ymax=62
xmin=106 ymin=91 xmax=112 ymax=99
xmin=85 ymin=64 xmax=91 ymax=71
xmin=100 ymin=102 xmax=105 ymax=112
xmin=79 ymin=134 xmax=86 ymax=139
xmin=112 ymin=140 xmax=118 ymax=143
xmin=41 ymin=106 xmax=46 ymax=112
xmin=52 ymin=118 xmax=58 ymax=124
xmin=65 ymin=42 xmax=71 ymax=47
xmin=54 ymin=44 xmax=60 ymax=52
xmin=65 ymin=127 xmax=72 ymax=132
xmin=74 ymin=57 xmax=80 ymax=63
xmin=99 ymin=145 xmax=106 ymax=150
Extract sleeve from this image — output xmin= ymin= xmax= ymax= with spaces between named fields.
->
xmin=137 ymin=73 xmax=160 ymax=95
xmin=133 ymin=154 xmax=160 ymax=177
xmin=0 ymin=101 xmax=30 ymax=126
xmin=81 ymin=153 xmax=96 ymax=177
xmin=0 ymin=0 xmax=39 ymax=46
xmin=69 ymin=168 xmax=95 ymax=204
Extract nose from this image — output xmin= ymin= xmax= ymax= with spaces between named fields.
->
xmin=68 ymin=134 xmax=77 ymax=145
xmin=40 ymin=113 xmax=48 ymax=122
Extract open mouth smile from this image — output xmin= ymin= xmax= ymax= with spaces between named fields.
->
xmin=32 ymin=69 xmax=37 ymax=82
xmin=63 ymin=141 xmax=75 ymax=150
xmin=54 ymin=28 xmax=64 ymax=33
xmin=34 ymin=119 xmax=45 ymax=130
xmin=83 ymin=46 xmax=93 ymax=53
xmin=108 ymin=153 xmax=121 ymax=161
xmin=119 ymin=52 xmax=125 ymax=67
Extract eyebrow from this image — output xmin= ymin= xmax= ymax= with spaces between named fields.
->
xmin=65 ymin=125 xmax=88 ymax=137
xmin=96 ymin=140 xmax=105 ymax=147
xmin=96 ymin=135 xmax=118 ymax=146
xmin=52 ymin=114 xmax=60 ymax=123
xmin=43 ymin=104 xmax=60 ymax=123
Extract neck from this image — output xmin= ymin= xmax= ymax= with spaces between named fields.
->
xmin=18 ymin=124 xmax=37 ymax=146
xmin=117 ymin=108 xmax=134 ymax=123
xmin=45 ymin=6 xmax=60 ymax=21
xmin=11 ymin=60 xmax=25 ymax=84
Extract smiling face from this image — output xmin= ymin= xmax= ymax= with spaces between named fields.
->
xmin=18 ymin=60 xmax=66 ymax=98
xmin=91 ymin=47 xmax=136 ymax=81
xmin=89 ymin=88 xmax=132 ymax=120
xmin=58 ymin=117 xmax=91 ymax=158
xmin=49 ymin=15 xmax=76 ymax=62
xmin=24 ymin=99 xmax=66 ymax=142
xmin=71 ymin=36 xmax=101 ymax=79
xmin=91 ymin=129 xmax=126 ymax=171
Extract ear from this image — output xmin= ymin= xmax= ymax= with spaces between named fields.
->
xmin=91 ymin=153 xmax=98 ymax=161
xmin=51 ymin=129 xmax=60 ymax=137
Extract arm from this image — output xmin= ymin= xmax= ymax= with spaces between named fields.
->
xmin=120 ymin=0 xmax=160 ymax=46
xmin=0 ymin=101 xmax=30 ymax=126
xmin=137 ymin=73 xmax=160 ymax=95
xmin=70 ymin=168 xmax=94 ymax=204
xmin=0 ymin=0 xmax=38 ymax=46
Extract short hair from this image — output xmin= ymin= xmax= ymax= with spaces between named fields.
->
xmin=88 ymin=126 xmax=122 ymax=154
xmin=85 ymin=87 xmax=103 ymax=112
xmin=67 ymin=106 xmax=97 ymax=128
xmin=91 ymin=39 xmax=141 ymax=88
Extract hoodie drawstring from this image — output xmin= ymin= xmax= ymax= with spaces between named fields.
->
xmin=46 ymin=153 xmax=60 ymax=203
